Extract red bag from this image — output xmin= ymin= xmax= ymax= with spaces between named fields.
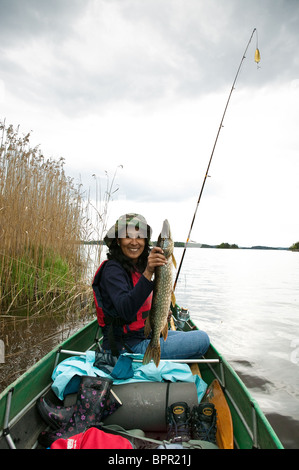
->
xmin=50 ymin=427 xmax=133 ymax=449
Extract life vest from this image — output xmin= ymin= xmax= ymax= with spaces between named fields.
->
xmin=92 ymin=260 xmax=152 ymax=353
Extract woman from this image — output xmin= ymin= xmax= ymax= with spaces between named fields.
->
xmin=92 ymin=213 xmax=210 ymax=360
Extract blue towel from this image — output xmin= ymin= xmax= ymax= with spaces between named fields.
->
xmin=110 ymin=355 xmax=134 ymax=380
xmin=51 ymin=352 xmax=207 ymax=402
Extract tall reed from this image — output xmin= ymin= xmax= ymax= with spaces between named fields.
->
xmin=0 ymin=121 xmax=88 ymax=313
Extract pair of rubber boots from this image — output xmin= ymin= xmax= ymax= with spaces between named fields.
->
xmin=37 ymin=376 xmax=119 ymax=447
xmin=166 ymin=401 xmax=217 ymax=445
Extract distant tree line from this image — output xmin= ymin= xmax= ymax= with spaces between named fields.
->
xmin=84 ymin=240 xmax=299 ymax=251
xmin=216 ymin=243 xmax=239 ymax=249
xmin=290 ymin=241 xmax=299 ymax=251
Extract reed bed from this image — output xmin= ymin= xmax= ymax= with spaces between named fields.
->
xmin=0 ymin=121 xmax=105 ymax=315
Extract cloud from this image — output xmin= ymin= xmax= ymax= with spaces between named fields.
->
xmin=1 ymin=0 xmax=299 ymax=246
xmin=2 ymin=0 xmax=299 ymax=119
xmin=0 ymin=0 xmax=83 ymax=42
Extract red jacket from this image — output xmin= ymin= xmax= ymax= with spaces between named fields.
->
xmin=92 ymin=260 xmax=153 ymax=354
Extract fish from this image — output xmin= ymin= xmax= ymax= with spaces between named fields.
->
xmin=143 ymin=219 xmax=176 ymax=367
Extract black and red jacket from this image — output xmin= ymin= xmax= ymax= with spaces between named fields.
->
xmin=92 ymin=260 xmax=153 ymax=355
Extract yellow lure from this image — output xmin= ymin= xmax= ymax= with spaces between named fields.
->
xmin=254 ymin=48 xmax=261 ymax=64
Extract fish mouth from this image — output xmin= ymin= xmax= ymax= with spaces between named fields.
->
xmin=161 ymin=219 xmax=170 ymax=239
xmin=158 ymin=219 xmax=173 ymax=254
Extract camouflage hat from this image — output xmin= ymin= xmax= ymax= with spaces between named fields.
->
xmin=104 ymin=213 xmax=152 ymax=247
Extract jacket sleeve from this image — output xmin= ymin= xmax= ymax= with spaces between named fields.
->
xmin=100 ymin=261 xmax=153 ymax=323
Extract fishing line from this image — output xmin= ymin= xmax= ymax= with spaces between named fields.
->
xmin=173 ymin=28 xmax=260 ymax=292
xmin=255 ymin=29 xmax=261 ymax=69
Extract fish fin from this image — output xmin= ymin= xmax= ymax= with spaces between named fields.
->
xmin=144 ymin=316 xmax=151 ymax=337
xmin=143 ymin=342 xmax=161 ymax=367
xmin=162 ymin=322 xmax=168 ymax=341
xmin=172 ymin=254 xmax=177 ymax=269
xmin=171 ymin=291 xmax=176 ymax=307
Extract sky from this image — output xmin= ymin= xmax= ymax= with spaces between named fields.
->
xmin=1 ymin=0 xmax=299 ymax=247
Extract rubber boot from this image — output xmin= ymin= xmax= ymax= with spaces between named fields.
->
xmin=166 ymin=402 xmax=191 ymax=442
xmin=37 ymin=397 xmax=73 ymax=430
xmin=37 ymin=385 xmax=121 ymax=430
xmin=191 ymin=402 xmax=217 ymax=444
xmin=38 ymin=376 xmax=113 ymax=447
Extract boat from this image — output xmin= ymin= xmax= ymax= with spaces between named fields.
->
xmin=0 ymin=306 xmax=284 ymax=450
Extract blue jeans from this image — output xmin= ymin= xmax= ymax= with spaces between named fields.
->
xmin=130 ymin=329 xmax=210 ymax=360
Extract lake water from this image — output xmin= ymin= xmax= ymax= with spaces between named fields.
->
xmin=173 ymin=247 xmax=299 ymax=449
xmin=0 ymin=247 xmax=298 ymax=448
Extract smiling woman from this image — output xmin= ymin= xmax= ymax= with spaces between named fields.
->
xmin=118 ymin=237 xmax=146 ymax=263
xmin=91 ymin=213 xmax=210 ymax=362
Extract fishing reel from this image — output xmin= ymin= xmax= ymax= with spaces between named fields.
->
xmin=176 ymin=307 xmax=190 ymax=330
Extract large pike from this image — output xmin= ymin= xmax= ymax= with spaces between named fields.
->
xmin=143 ymin=219 xmax=176 ymax=367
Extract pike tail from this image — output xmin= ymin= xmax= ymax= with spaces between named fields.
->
xmin=144 ymin=316 xmax=151 ymax=338
xmin=142 ymin=341 xmax=161 ymax=367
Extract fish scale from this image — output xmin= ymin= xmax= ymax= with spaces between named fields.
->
xmin=143 ymin=220 xmax=176 ymax=367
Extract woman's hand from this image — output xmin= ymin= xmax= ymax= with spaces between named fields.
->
xmin=143 ymin=246 xmax=167 ymax=281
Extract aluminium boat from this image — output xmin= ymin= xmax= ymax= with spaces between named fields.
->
xmin=0 ymin=306 xmax=284 ymax=450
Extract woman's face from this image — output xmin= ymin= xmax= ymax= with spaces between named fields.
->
xmin=118 ymin=236 xmax=146 ymax=263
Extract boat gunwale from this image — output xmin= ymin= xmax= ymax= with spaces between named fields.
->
xmin=0 ymin=319 xmax=100 ymax=439
xmin=204 ymin=344 xmax=283 ymax=449
xmin=186 ymin=318 xmax=284 ymax=449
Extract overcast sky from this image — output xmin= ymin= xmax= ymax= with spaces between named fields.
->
xmin=1 ymin=0 xmax=299 ymax=247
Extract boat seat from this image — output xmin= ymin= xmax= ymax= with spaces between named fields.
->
xmin=64 ymin=381 xmax=198 ymax=432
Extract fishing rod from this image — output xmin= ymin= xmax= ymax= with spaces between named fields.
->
xmin=173 ymin=28 xmax=260 ymax=292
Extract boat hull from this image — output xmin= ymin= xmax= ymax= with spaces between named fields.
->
xmin=0 ymin=317 xmax=283 ymax=449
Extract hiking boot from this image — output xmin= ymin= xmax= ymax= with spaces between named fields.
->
xmin=166 ymin=402 xmax=191 ymax=442
xmin=37 ymin=376 xmax=113 ymax=447
xmin=191 ymin=402 xmax=217 ymax=444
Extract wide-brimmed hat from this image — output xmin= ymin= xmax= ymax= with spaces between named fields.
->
xmin=104 ymin=213 xmax=152 ymax=247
